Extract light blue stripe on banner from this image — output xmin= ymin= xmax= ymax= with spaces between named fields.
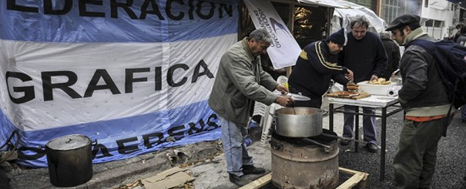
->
xmin=0 ymin=0 xmax=238 ymax=43
xmin=0 ymin=100 xmax=221 ymax=167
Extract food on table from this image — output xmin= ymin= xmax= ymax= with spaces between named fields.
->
xmin=367 ymin=78 xmax=392 ymax=85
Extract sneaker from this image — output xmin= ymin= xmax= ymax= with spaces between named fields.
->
xmin=365 ymin=143 xmax=378 ymax=153
xmin=340 ymin=139 xmax=351 ymax=146
xmin=229 ymin=173 xmax=249 ymax=186
xmin=242 ymin=165 xmax=266 ymax=175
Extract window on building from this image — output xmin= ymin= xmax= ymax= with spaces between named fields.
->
xmin=425 ymin=19 xmax=433 ymax=27
xmin=425 ymin=0 xmax=429 ymax=8
xmin=383 ymin=0 xmax=400 ymax=25
xmin=425 ymin=19 xmax=443 ymax=27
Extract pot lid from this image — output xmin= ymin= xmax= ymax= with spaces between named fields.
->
xmin=46 ymin=134 xmax=91 ymax=150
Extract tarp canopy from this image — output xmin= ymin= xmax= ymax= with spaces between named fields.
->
xmin=297 ymin=0 xmax=352 ymax=8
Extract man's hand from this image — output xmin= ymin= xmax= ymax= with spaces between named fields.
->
xmin=275 ymin=95 xmax=294 ymax=107
xmin=345 ymin=69 xmax=354 ymax=81
xmin=370 ymin=74 xmax=378 ymax=81
xmin=276 ymin=84 xmax=289 ymax=94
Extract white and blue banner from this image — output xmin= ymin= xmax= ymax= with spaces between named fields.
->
xmin=244 ymin=0 xmax=300 ymax=69
xmin=0 ymin=0 xmax=238 ymax=167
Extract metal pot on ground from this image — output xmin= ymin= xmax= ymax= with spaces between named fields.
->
xmin=46 ymin=134 xmax=93 ymax=187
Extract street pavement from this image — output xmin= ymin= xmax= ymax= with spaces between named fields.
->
xmin=3 ymin=99 xmax=466 ymax=189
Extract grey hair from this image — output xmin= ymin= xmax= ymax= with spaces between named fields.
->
xmin=247 ymin=28 xmax=273 ymax=44
xmin=350 ymin=16 xmax=370 ymax=29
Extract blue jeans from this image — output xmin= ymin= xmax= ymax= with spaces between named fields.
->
xmin=220 ymin=116 xmax=254 ymax=177
xmin=342 ymin=106 xmax=377 ymax=144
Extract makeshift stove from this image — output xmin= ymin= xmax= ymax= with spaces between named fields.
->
xmin=270 ymin=129 xmax=339 ymax=189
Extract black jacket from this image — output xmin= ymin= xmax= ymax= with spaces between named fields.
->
xmin=288 ymin=40 xmax=348 ymax=98
xmin=380 ymin=34 xmax=401 ymax=80
xmin=335 ymin=32 xmax=388 ymax=83
xmin=400 ymin=34 xmax=450 ymax=114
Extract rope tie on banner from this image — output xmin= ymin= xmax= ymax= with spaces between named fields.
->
xmin=0 ymin=130 xmax=20 ymax=163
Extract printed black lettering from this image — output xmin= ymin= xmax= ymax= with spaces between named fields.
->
xmin=155 ymin=66 xmax=162 ymax=91
xmin=192 ymin=60 xmax=214 ymax=83
xmin=195 ymin=1 xmax=215 ymax=20
xmin=42 ymin=71 xmax=82 ymax=101
xmin=142 ymin=132 xmax=164 ymax=148
xmin=167 ymin=125 xmax=185 ymax=140
xmin=207 ymin=113 xmax=219 ymax=129
xmin=166 ymin=0 xmax=184 ymax=20
xmin=167 ymin=64 xmax=188 ymax=87
xmin=140 ymin=0 xmax=164 ymax=20
xmin=6 ymin=72 xmax=35 ymax=104
xmin=117 ymin=137 xmax=140 ymax=154
xmin=92 ymin=143 xmax=113 ymax=159
xmin=218 ymin=4 xmax=233 ymax=18
xmin=6 ymin=0 xmax=234 ymax=20
xmin=44 ymin=0 xmax=72 ymax=15
xmin=187 ymin=0 xmax=195 ymax=19
xmin=110 ymin=0 xmax=137 ymax=19
xmin=7 ymin=0 xmax=38 ymax=13
xmin=84 ymin=69 xmax=121 ymax=97
xmin=125 ymin=68 xmax=150 ymax=93
xmin=79 ymin=0 xmax=106 ymax=17
xmin=187 ymin=120 xmax=203 ymax=135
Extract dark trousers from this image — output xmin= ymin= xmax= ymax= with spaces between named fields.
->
xmin=393 ymin=117 xmax=449 ymax=189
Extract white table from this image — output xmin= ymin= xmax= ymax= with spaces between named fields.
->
xmin=327 ymin=95 xmax=403 ymax=181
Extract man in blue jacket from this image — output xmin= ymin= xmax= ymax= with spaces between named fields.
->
xmin=288 ymin=28 xmax=354 ymax=108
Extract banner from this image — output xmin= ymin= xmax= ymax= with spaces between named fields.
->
xmin=244 ymin=0 xmax=301 ymax=69
xmin=0 ymin=0 xmax=238 ymax=167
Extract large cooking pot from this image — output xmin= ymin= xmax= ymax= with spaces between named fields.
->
xmin=274 ymin=107 xmax=323 ymax=137
xmin=46 ymin=134 xmax=93 ymax=187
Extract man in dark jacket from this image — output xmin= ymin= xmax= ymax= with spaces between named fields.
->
xmin=288 ymin=28 xmax=354 ymax=108
xmin=208 ymin=28 xmax=293 ymax=186
xmin=386 ymin=14 xmax=452 ymax=189
xmin=380 ymin=32 xmax=401 ymax=80
xmin=336 ymin=16 xmax=388 ymax=153
xmin=456 ymin=26 xmax=466 ymax=123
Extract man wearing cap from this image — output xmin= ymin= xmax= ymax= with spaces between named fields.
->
xmin=288 ymin=28 xmax=354 ymax=108
xmin=336 ymin=16 xmax=388 ymax=153
xmin=385 ymin=14 xmax=452 ymax=189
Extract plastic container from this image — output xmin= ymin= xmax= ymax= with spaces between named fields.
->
xmin=277 ymin=76 xmax=288 ymax=90
xmin=357 ymin=81 xmax=396 ymax=96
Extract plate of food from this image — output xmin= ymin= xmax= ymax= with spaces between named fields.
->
xmin=358 ymin=78 xmax=396 ymax=96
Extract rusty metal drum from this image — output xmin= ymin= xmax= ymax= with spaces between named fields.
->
xmin=270 ymin=130 xmax=339 ymax=189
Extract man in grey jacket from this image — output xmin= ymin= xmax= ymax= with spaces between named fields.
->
xmin=208 ymin=28 xmax=292 ymax=186
xmin=386 ymin=14 xmax=452 ymax=189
